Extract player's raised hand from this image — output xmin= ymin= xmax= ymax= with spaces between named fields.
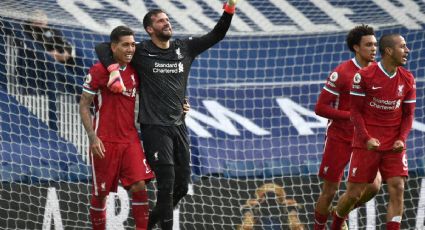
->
xmin=89 ymin=134 xmax=106 ymax=158
xmin=366 ymin=137 xmax=380 ymax=151
xmin=107 ymin=63 xmax=126 ymax=93
xmin=227 ymin=0 xmax=240 ymax=7
xmin=392 ymin=140 xmax=405 ymax=153
xmin=223 ymin=0 xmax=239 ymax=14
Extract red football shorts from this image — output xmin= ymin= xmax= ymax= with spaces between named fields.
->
xmin=318 ymin=137 xmax=352 ymax=183
xmin=348 ymin=148 xmax=408 ymax=183
xmin=91 ymin=140 xmax=155 ymax=197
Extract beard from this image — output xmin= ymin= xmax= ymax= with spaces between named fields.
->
xmin=154 ymin=26 xmax=172 ymax=41
xmin=157 ymin=31 xmax=172 ymax=41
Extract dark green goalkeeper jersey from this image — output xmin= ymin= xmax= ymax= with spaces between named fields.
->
xmin=96 ymin=12 xmax=233 ymax=126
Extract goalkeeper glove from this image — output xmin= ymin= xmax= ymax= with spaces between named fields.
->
xmin=107 ymin=63 xmax=126 ymax=93
xmin=223 ymin=0 xmax=239 ymax=14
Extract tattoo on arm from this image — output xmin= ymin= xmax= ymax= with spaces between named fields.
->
xmin=79 ymin=92 xmax=96 ymax=143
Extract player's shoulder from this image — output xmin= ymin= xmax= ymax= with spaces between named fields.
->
xmin=334 ymin=59 xmax=358 ymax=73
xmin=171 ymin=39 xmax=188 ymax=49
xmin=89 ymin=62 xmax=108 ymax=75
xmin=398 ymin=66 xmax=415 ymax=80
xmin=358 ymin=62 xmax=378 ymax=78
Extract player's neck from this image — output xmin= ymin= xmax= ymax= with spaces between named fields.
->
xmin=354 ymin=55 xmax=371 ymax=68
xmin=114 ymin=60 xmax=127 ymax=69
xmin=380 ymin=59 xmax=397 ymax=75
xmin=151 ymin=37 xmax=170 ymax=49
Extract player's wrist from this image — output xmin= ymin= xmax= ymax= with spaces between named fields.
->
xmin=397 ymin=138 xmax=406 ymax=145
xmin=223 ymin=2 xmax=236 ymax=14
xmin=88 ymin=132 xmax=97 ymax=142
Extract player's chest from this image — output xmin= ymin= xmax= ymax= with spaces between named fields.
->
xmin=120 ymin=71 xmax=138 ymax=89
xmin=366 ymin=76 xmax=407 ymax=100
xmin=139 ymin=49 xmax=189 ymax=76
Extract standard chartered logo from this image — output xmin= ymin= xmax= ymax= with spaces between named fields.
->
xmin=369 ymin=97 xmax=400 ymax=110
xmin=153 ymin=62 xmax=184 ymax=73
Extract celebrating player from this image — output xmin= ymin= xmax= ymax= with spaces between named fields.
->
xmin=80 ymin=26 xmax=154 ymax=230
xmin=95 ymin=1 xmax=240 ymax=229
xmin=313 ymin=25 xmax=382 ymax=229
xmin=331 ymin=34 xmax=416 ymax=230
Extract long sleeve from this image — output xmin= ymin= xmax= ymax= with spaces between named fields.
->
xmin=186 ymin=12 xmax=233 ymax=57
xmin=95 ymin=42 xmax=115 ymax=68
xmin=399 ymin=102 xmax=415 ymax=142
xmin=315 ymin=90 xmax=350 ymax=120
xmin=350 ymin=93 xmax=371 ymax=144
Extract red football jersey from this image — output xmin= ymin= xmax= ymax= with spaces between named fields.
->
xmin=350 ymin=62 xmax=416 ymax=149
xmin=83 ymin=62 xmax=139 ymax=143
xmin=320 ymin=58 xmax=362 ymax=142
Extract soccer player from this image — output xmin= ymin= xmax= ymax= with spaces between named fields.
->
xmin=313 ymin=25 xmax=382 ymax=229
xmin=331 ymin=34 xmax=416 ymax=230
xmin=95 ymin=1 xmax=240 ymax=229
xmin=79 ymin=26 xmax=154 ymax=230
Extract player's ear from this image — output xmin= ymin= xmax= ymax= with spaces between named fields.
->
xmin=353 ymin=44 xmax=360 ymax=53
xmin=110 ymin=42 xmax=117 ymax=52
xmin=385 ymin=47 xmax=393 ymax=56
xmin=146 ymin=26 xmax=153 ymax=35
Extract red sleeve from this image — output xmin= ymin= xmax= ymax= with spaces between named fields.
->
xmin=399 ymin=97 xmax=416 ymax=143
xmin=350 ymin=72 xmax=371 ymax=143
xmin=315 ymin=90 xmax=350 ymax=120
xmin=83 ymin=64 xmax=107 ymax=94
xmin=398 ymin=73 xmax=416 ymax=142
xmin=399 ymin=82 xmax=416 ymax=142
xmin=350 ymin=93 xmax=371 ymax=143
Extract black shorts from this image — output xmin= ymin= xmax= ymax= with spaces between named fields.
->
xmin=140 ymin=123 xmax=191 ymax=176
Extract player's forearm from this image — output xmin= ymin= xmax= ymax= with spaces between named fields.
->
xmin=95 ymin=42 xmax=116 ymax=68
xmin=79 ymin=96 xmax=96 ymax=143
xmin=213 ymin=11 xmax=233 ymax=41
xmin=315 ymin=102 xmax=350 ymax=120
xmin=315 ymin=90 xmax=350 ymax=120
xmin=399 ymin=103 xmax=415 ymax=142
xmin=80 ymin=107 xmax=96 ymax=143
xmin=188 ymin=9 xmax=233 ymax=56
xmin=315 ymin=104 xmax=350 ymax=120
xmin=350 ymin=95 xmax=370 ymax=142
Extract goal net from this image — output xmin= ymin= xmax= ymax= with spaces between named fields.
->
xmin=0 ymin=0 xmax=424 ymax=229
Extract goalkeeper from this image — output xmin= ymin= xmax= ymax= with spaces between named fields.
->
xmin=95 ymin=1 xmax=239 ymax=229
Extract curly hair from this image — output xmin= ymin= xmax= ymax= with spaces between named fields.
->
xmin=346 ymin=24 xmax=375 ymax=53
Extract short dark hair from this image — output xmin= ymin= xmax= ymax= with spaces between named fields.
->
xmin=346 ymin=24 xmax=375 ymax=53
xmin=110 ymin=25 xmax=134 ymax=43
xmin=143 ymin=9 xmax=165 ymax=31
xmin=379 ymin=34 xmax=399 ymax=56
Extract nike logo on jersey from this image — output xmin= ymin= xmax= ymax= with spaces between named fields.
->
xmin=372 ymin=86 xmax=382 ymax=90
xmin=148 ymin=53 xmax=157 ymax=57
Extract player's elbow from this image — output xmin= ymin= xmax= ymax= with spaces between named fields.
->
xmin=314 ymin=104 xmax=325 ymax=117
